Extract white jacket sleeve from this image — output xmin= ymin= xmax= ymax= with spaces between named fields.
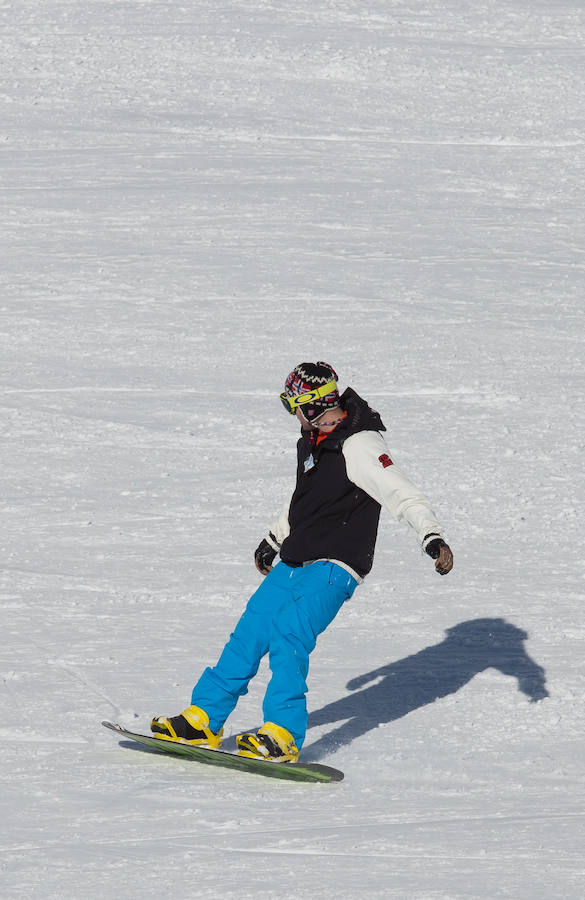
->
xmin=343 ymin=431 xmax=444 ymax=547
xmin=266 ymin=499 xmax=291 ymax=550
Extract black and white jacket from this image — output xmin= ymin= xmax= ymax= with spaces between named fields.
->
xmin=266 ymin=388 xmax=445 ymax=581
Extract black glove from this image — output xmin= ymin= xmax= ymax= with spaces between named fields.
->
xmin=425 ymin=536 xmax=446 ymax=559
xmin=424 ymin=535 xmax=453 ymax=575
xmin=254 ymin=538 xmax=277 ymax=575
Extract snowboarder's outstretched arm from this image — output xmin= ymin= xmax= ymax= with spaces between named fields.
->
xmin=343 ymin=431 xmax=453 ymax=575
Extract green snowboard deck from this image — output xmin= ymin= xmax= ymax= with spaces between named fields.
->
xmin=102 ymin=721 xmax=344 ymax=783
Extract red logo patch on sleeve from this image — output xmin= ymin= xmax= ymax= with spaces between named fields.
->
xmin=379 ymin=454 xmax=393 ymax=468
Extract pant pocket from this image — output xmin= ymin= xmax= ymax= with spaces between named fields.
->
xmin=328 ymin=563 xmax=358 ymax=598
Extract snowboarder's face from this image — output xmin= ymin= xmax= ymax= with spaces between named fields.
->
xmin=295 ymin=407 xmax=344 ymax=433
xmin=295 ymin=408 xmax=314 ymax=431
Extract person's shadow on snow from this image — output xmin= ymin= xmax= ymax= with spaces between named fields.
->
xmin=304 ymin=618 xmax=548 ymax=761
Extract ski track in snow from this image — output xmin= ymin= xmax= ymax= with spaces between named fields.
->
xmin=2 ymin=1 xmax=585 ymax=898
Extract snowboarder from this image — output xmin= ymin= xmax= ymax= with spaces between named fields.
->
xmin=152 ymin=361 xmax=453 ymax=762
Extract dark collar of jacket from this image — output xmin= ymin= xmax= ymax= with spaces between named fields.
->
xmin=300 ymin=387 xmax=386 ymax=455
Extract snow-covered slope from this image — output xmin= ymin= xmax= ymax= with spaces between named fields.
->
xmin=2 ymin=2 xmax=585 ymax=897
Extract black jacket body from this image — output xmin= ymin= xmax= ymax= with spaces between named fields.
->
xmin=279 ymin=388 xmax=385 ymax=578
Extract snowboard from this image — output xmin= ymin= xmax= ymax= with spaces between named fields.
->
xmin=102 ymin=721 xmax=344 ymax=783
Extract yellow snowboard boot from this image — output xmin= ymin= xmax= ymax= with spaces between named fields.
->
xmin=151 ymin=705 xmax=223 ymax=749
xmin=236 ymin=722 xmax=299 ymax=763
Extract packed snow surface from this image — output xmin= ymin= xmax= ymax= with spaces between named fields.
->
xmin=2 ymin=1 xmax=585 ymax=897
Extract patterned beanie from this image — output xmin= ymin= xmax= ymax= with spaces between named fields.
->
xmin=283 ymin=361 xmax=340 ymax=422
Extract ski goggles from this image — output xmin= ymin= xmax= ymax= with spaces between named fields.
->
xmin=279 ymin=379 xmax=338 ymax=415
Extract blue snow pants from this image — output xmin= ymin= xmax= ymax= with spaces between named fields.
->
xmin=190 ymin=561 xmax=358 ymax=748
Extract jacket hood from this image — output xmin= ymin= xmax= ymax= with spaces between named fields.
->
xmin=338 ymin=387 xmax=386 ymax=436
